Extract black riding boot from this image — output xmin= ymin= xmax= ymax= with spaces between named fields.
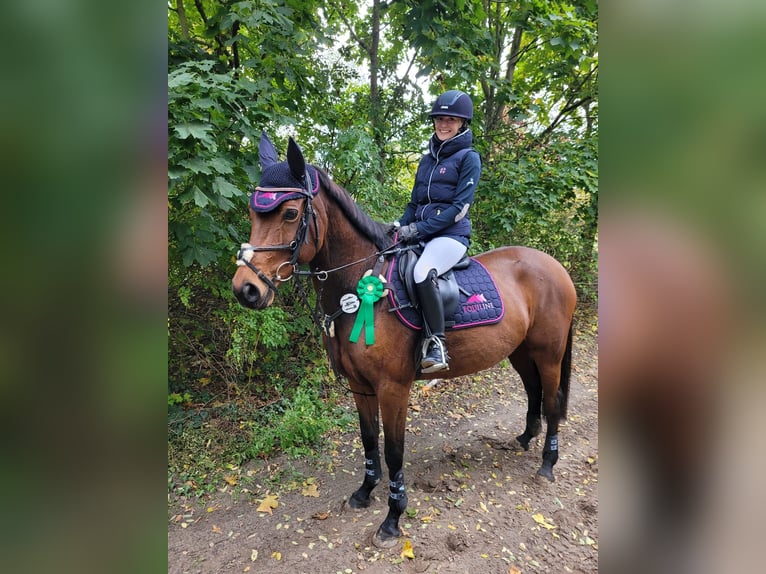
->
xmin=415 ymin=269 xmax=449 ymax=373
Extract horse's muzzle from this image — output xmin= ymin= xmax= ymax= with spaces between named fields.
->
xmin=233 ymin=280 xmax=271 ymax=309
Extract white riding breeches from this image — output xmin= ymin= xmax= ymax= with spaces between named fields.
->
xmin=413 ymin=236 xmax=468 ymax=283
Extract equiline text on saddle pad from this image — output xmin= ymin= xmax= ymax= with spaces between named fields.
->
xmin=386 ymin=252 xmax=505 ymax=331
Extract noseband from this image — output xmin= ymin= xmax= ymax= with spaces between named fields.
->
xmin=236 ymin=172 xmax=319 ymax=300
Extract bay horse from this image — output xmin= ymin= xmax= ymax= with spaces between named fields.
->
xmin=231 ymin=135 xmax=577 ymax=546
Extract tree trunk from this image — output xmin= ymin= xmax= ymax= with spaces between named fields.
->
xmin=175 ymin=0 xmax=190 ymax=41
xmin=369 ymin=0 xmax=385 ymax=183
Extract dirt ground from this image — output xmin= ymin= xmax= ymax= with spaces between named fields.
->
xmin=168 ymin=331 xmax=598 ymax=574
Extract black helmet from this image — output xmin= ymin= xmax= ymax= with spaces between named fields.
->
xmin=429 ymin=90 xmax=473 ymax=121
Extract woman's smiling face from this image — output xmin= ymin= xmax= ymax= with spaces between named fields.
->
xmin=432 ymin=116 xmax=462 ymax=141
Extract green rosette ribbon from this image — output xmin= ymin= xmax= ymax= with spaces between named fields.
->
xmin=349 ymin=274 xmax=385 ymax=345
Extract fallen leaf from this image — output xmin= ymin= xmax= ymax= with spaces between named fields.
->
xmin=302 ymin=482 xmax=320 ymax=497
xmin=531 ymin=513 xmax=556 ymax=530
xmin=250 ymin=549 xmax=258 ymax=561
xmin=401 ymin=539 xmax=415 ymax=560
xmin=510 ymin=566 xmax=522 ymax=574
xmin=256 ymin=494 xmax=279 ymax=514
xmin=271 ymin=551 xmax=281 ymax=560
xmin=223 ymin=475 xmax=238 ymax=486
xmin=312 ymin=512 xmax=329 ymax=520
xmin=212 ymin=525 xmax=221 ymax=533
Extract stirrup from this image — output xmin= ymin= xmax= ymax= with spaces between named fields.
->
xmin=420 ymin=336 xmax=449 ymax=373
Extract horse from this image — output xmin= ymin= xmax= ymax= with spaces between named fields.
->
xmin=232 ymin=134 xmax=577 ymax=547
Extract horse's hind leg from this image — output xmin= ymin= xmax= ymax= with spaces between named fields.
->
xmin=512 ymin=344 xmax=566 ymax=482
xmin=536 ymin=360 xmax=565 ymax=482
xmin=509 ymin=344 xmax=543 ymax=450
xmin=349 ymin=391 xmax=382 ymax=508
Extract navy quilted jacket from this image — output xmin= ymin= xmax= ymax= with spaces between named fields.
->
xmin=399 ymin=129 xmax=481 ymax=247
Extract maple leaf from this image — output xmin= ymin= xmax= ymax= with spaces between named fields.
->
xmin=256 ymin=494 xmax=279 ymax=514
xmin=302 ymin=482 xmax=320 ymax=497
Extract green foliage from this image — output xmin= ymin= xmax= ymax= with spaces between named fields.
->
xmin=168 ymin=59 xmax=257 ymax=269
xmin=248 ymin=376 xmax=354 ymax=460
xmin=168 ymin=391 xmax=192 ymax=407
xmin=219 ymin=304 xmax=290 ymax=367
xmin=473 ymin=132 xmax=597 ymax=300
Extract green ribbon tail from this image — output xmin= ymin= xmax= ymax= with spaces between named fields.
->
xmin=349 ymin=274 xmax=384 ymax=346
xmin=349 ymin=293 xmax=376 ymax=345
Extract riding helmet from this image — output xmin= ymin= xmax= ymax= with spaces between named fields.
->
xmin=429 ymin=90 xmax=473 ymax=121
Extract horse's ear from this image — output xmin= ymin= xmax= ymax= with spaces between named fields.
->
xmin=286 ymin=137 xmax=306 ymax=181
xmin=259 ymin=131 xmax=279 ymax=169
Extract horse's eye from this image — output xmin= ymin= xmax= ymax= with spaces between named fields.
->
xmin=283 ymin=208 xmax=299 ymax=222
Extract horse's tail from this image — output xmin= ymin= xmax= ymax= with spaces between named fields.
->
xmin=558 ymin=323 xmax=574 ymax=420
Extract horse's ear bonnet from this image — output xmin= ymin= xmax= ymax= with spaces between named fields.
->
xmin=250 ymin=133 xmax=318 ymax=213
xmin=258 ymin=130 xmax=279 ymax=168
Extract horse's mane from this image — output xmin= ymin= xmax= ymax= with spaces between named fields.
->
xmin=316 ymin=168 xmax=393 ymax=251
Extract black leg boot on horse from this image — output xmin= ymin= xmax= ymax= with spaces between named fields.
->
xmin=415 ymin=269 xmax=449 ymax=373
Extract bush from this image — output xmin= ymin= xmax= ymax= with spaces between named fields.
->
xmin=248 ymin=377 xmax=354 ymax=460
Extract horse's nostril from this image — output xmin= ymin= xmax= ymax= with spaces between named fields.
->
xmin=242 ymin=283 xmax=260 ymax=304
xmin=234 ymin=282 xmax=261 ymax=308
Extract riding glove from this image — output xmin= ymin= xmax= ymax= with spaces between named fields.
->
xmin=398 ymin=223 xmax=420 ymax=244
xmin=386 ymin=221 xmax=401 ymax=236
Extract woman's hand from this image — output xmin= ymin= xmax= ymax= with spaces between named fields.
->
xmin=398 ymin=223 xmax=419 ymax=244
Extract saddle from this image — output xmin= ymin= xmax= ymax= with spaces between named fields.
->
xmin=395 ymin=247 xmax=470 ymax=328
xmin=386 ymin=248 xmax=504 ymax=331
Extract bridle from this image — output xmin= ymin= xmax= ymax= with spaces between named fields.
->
xmin=235 ymin=170 xmax=319 ymax=301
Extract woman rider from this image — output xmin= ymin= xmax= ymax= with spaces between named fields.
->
xmin=391 ymin=90 xmax=481 ymax=373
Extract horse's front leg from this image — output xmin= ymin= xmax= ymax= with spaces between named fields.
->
xmin=349 ymin=391 xmax=383 ymax=508
xmin=374 ymin=386 xmax=410 ymax=547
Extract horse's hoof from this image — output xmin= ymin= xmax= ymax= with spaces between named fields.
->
xmin=348 ymin=489 xmax=371 ymax=509
xmin=514 ymin=435 xmax=530 ymax=451
xmin=536 ymin=467 xmax=555 ymax=482
xmin=348 ymin=494 xmax=371 ymax=509
xmin=371 ymin=526 xmax=401 ymax=549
